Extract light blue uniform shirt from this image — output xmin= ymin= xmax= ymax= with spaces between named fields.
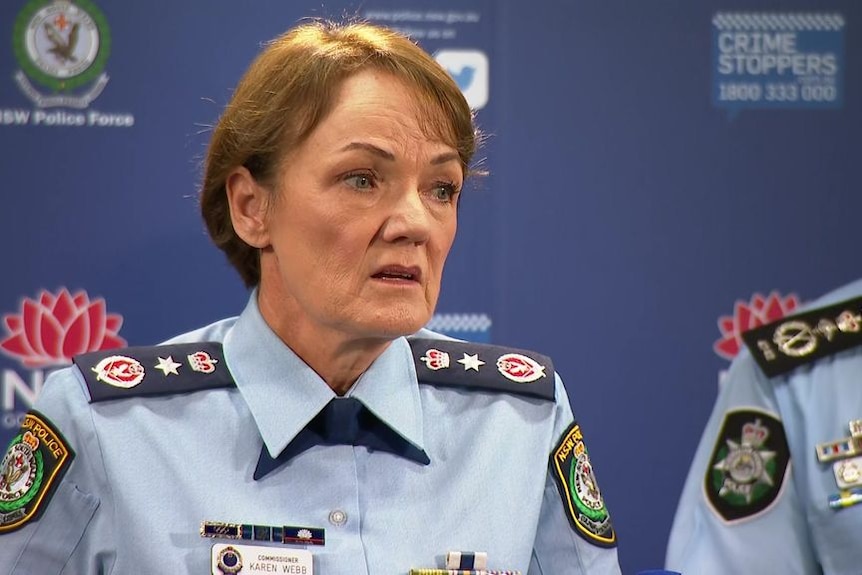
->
xmin=0 ymin=294 xmax=621 ymax=574
xmin=667 ymin=278 xmax=862 ymax=575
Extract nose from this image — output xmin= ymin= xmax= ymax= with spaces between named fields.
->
xmin=379 ymin=187 xmax=431 ymax=245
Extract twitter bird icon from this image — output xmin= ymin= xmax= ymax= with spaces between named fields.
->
xmin=434 ymin=49 xmax=489 ymax=109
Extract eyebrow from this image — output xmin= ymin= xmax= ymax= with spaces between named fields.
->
xmin=338 ymin=142 xmax=460 ymax=165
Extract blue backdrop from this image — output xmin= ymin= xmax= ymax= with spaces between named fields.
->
xmin=1 ymin=1 xmax=860 ymax=572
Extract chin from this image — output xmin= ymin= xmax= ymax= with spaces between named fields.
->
xmin=366 ymin=306 xmax=431 ymax=339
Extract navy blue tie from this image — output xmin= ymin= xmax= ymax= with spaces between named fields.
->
xmin=254 ymin=397 xmax=430 ymax=480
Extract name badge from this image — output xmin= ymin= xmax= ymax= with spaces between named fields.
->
xmin=211 ymin=543 xmax=313 ymax=575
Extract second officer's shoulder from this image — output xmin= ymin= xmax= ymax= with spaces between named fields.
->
xmin=741 ymin=279 xmax=862 ymax=379
xmin=407 ymin=329 xmax=556 ymax=401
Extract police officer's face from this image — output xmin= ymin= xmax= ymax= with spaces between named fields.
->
xmin=245 ymin=69 xmax=463 ymax=342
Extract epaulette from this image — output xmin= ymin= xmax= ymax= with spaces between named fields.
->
xmin=408 ymin=338 xmax=555 ymax=400
xmin=741 ymin=295 xmax=862 ymax=378
xmin=74 ymin=342 xmax=235 ymax=402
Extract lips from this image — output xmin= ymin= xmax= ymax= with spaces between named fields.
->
xmin=372 ymin=265 xmax=421 ymax=282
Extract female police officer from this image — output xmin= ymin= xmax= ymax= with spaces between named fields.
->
xmin=0 ymin=21 xmax=621 ymax=574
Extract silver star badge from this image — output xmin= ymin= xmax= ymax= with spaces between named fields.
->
xmin=457 ymin=353 xmax=485 ymax=372
xmin=154 ymin=356 xmax=182 ymax=376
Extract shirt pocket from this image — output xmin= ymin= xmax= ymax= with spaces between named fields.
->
xmin=11 ymin=481 xmax=100 ymax=575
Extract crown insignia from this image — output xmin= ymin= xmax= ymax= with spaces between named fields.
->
xmin=22 ymin=431 xmax=39 ymax=450
xmin=741 ymin=419 xmax=769 ymax=448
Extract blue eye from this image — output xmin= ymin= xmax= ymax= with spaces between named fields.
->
xmin=344 ymin=173 xmax=375 ymax=190
xmin=432 ymin=182 xmax=459 ymax=203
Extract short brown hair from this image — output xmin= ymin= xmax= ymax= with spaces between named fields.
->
xmin=200 ymin=20 xmax=479 ymax=287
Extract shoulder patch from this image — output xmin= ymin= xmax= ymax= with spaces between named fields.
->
xmin=74 ymin=342 xmax=235 ymax=403
xmin=0 ymin=410 xmax=74 ymax=533
xmin=549 ymin=422 xmax=616 ymax=547
xmin=704 ymin=408 xmax=790 ymax=523
xmin=408 ymin=338 xmax=555 ymax=400
xmin=741 ymin=296 xmax=862 ymax=377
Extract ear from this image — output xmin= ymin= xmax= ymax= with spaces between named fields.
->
xmin=226 ymin=166 xmax=271 ymax=248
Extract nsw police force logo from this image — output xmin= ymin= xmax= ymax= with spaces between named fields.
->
xmin=13 ymin=0 xmax=111 ymax=108
xmin=551 ymin=423 xmax=616 ymax=547
xmin=0 ymin=412 xmax=73 ymax=533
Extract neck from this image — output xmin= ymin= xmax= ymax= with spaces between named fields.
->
xmin=256 ymin=284 xmax=393 ymax=396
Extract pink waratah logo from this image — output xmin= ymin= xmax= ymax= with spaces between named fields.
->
xmin=0 ymin=288 xmax=127 ymax=368
xmin=714 ymin=291 xmax=800 ymax=360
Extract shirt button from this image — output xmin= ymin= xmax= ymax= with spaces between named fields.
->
xmin=328 ymin=509 xmax=347 ymax=526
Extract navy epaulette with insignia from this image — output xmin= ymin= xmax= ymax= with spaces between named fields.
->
xmin=408 ymin=338 xmax=555 ymax=401
xmin=74 ymin=342 xmax=235 ymax=402
xmin=741 ymin=296 xmax=862 ymax=378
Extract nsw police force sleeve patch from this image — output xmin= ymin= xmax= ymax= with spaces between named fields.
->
xmin=705 ymin=408 xmax=790 ymax=522
xmin=0 ymin=410 xmax=74 ymax=532
xmin=550 ymin=422 xmax=616 ymax=547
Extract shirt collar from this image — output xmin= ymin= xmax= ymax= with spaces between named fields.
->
xmin=223 ymin=292 xmax=426 ymax=462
